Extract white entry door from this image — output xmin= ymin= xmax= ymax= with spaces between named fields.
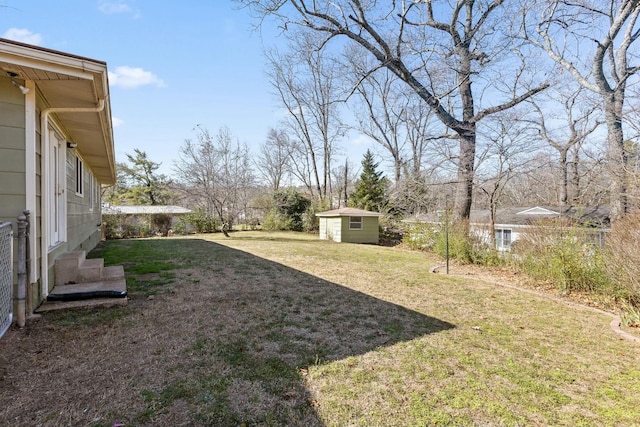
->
xmin=48 ymin=130 xmax=66 ymax=248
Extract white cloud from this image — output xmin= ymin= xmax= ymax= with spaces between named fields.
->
xmin=350 ymin=134 xmax=375 ymax=146
xmin=112 ymin=117 xmax=124 ymax=127
xmin=98 ymin=1 xmax=132 ymax=14
xmin=2 ymin=28 xmax=42 ymax=45
xmin=108 ymin=66 xmax=165 ymax=89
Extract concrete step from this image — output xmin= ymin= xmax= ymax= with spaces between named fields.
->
xmin=77 ymin=258 xmax=104 ymax=283
xmin=102 ymin=265 xmax=125 ymax=281
xmin=54 ymin=251 xmax=87 ymax=285
xmin=36 ymin=278 xmax=128 ymax=313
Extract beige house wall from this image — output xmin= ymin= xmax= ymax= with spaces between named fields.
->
xmin=0 ymin=76 xmax=27 ymax=314
xmin=0 ymin=76 xmax=27 ymax=224
xmin=1 ymin=75 xmax=103 ymax=310
xmin=46 ymin=142 xmax=102 ymax=293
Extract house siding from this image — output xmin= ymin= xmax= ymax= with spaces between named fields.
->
xmin=341 ymin=216 xmax=379 ymax=244
xmin=46 ymin=149 xmax=102 ymax=290
xmin=66 ymin=150 xmax=102 ymax=249
xmin=318 ymin=217 xmax=343 ymax=242
xmin=327 ymin=217 xmax=343 ymax=242
xmin=0 ymin=76 xmax=28 ymax=316
xmin=0 ymin=76 xmax=27 ymax=224
xmin=319 ymin=217 xmax=327 ymax=240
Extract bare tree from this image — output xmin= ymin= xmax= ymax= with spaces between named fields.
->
xmin=523 ymin=0 xmax=640 ymax=221
xmin=255 ymin=127 xmax=293 ymax=191
xmin=403 ymin=97 xmax=438 ymax=178
xmin=331 ymin=158 xmax=357 ymax=208
xmin=475 ymin=112 xmax=541 ymax=246
xmin=240 ymin=0 xmax=549 ymax=221
xmin=173 ymin=126 xmax=255 ymax=227
xmin=346 ymin=57 xmax=438 ymax=182
xmin=500 ymin=152 xmax=556 ymax=206
xmin=349 ymin=65 xmax=408 ymax=182
xmin=266 ymin=31 xmax=345 ymax=203
xmin=524 ymin=86 xmax=601 ymax=205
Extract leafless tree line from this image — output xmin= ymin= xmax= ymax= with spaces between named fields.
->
xmin=169 ymin=1 xmax=640 ymax=226
xmin=236 ymin=0 xmax=640 ymax=223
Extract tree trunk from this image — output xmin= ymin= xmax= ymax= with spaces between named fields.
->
xmin=569 ymin=145 xmax=580 ymax=204
xmin=559 ymin=149 xmax=568 ymax=205
xmin=454 ymin=129 xmax=476 ymax=222
xmin=454 ymin=45 xmax=476 ymax=223
xmin=604 ymin=90 xmax=627 ymax=221
xmin=343 ymin=160 xmax=348 ymax=207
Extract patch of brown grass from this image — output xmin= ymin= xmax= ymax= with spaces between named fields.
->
xmin=1 ymin=231 xmax=639 ymax=426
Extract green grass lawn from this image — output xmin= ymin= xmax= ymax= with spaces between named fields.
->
xmin=1 ymin=231 xmax=639 ymax=426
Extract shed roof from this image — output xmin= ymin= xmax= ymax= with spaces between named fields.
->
xmin=316 ymin=207 xmax=383 ymax=217
xmin=102 ymin=205 xmax=192 ymax=215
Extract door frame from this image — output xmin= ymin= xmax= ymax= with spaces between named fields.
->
xmin=47 ymin=126 xmax=67 ymax=250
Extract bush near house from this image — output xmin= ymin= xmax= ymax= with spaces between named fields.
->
xmin=104 ymin=213 xmax=168 ymax=239
xmin=512 ymin=221 xmax=610 ymax=295
xmin=403 ymin=214 xmax=640 ymax=320
xmin=403 ymin=221 xmax=501 ymax=266
xmin=263 ymin=189 xmax=312 ymax=232
xmin=178 ymin=209 xmax=220 ymax=234
xmin=104 ymin=213 xmax=174 ymax=239
xmin=604 ymin=212 xmax=640 ymax=305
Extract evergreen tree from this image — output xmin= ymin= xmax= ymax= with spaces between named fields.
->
xmin=104 ymin=149 xmax=173 ymax=205
xmin=348 ymin=150 xmax=389 ymax=212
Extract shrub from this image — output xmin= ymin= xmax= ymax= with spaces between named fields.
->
xmin=513 ymin=221 xmax=610 ymax=295
xmin=262 ymin=211 xmax=294 ymax=231
xmin=151 ymin=213 xmax=172 ymax=236
xmin=403 ymin=223 xmax=438 ymax=251
xmin=604 ymin=212 xmax=640 ymax=305
xmin=264 ymin=189 xmax=313 ymax=232
xmin=403 ymin=220 xmax=501 ymax=266
xmin=303 ymin=199 xmax=331 ymax=233
xmin=172 ymin=218 xmax=188 ymax=235
xmin=184 ymin=209 xmax=220 ymax=233
xmin=103 ymin=214 xmax=161 ymax=239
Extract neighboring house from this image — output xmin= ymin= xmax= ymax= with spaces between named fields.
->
xmin=102 ymin=205 xmax=192 ymax=236
xmin=316 ymin=208 xmax=383 ymax=244
xmin=0 ymin=38 xmax=117 ymax=316
xmin=407 ymin=206 xmax=610 ymax=251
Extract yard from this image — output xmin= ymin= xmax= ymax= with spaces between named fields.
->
xmin=1 ymin=231 xmax=639 ymax=426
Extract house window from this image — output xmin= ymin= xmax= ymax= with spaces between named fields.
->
xmin=350 ymin=216 xmax=363 ymax=230
xmin=495 ymin=229 xmax=512 ymax=250
xmin=75 ymin=156 xmax=84 ymax=196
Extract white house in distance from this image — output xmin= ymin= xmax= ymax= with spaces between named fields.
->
xmin=102 ymin=205 xmax=193 ymax=237
xmin=407 ymin=206 xmax=610 ymax=251
xmin=0 ymin=38 xmax=123 ymax=320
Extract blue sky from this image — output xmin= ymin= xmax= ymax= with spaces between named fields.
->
xmin=2 ymin=0 xmax=370 ymax=175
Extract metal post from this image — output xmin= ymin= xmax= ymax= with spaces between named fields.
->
xmin=23 ymin=210 xmax=30 ymax=284
xmin=445 ymin=209 xmax=450 ymax=275
xmin=16 ymin=214 xmax=27 ymax=328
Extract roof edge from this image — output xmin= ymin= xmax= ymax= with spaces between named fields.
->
xmin=0 ymin=38 xmax=107 ymax=67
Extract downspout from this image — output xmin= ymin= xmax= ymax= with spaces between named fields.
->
xmin=40 ymin=99 xmax=105 ymax=299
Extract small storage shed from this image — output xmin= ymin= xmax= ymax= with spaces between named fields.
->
xmin=316 ymin=208 xmax=382 ymax=244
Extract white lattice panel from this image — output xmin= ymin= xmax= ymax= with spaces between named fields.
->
xmin=0 ymin=222 xmax=12 ymax=338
